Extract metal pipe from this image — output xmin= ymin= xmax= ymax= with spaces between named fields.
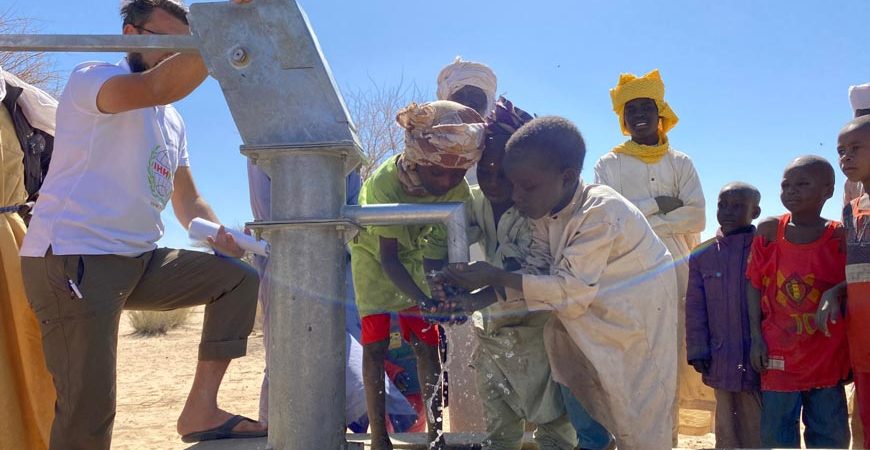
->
xmin=261 ymin=153 xmax=348 ymax=450
xmin=0 ymin=34 xmax=199 ymax=53
xmin=343 ymin=203 xmax=469 ymax=263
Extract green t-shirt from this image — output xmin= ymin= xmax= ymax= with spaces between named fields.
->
xmin=350 ymin=155 xmax=470 ymax=318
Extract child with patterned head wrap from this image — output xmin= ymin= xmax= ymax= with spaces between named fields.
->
xmin=592 ymin=69 xmax=712 ymax=439
xmin=437 ymin=57 xmax=498 ymax=118
xmin=350 ymin=100 xmax=484 ymax=450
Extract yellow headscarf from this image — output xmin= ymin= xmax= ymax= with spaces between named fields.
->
xmin=609 ymin=69 xmax=679 ymax=164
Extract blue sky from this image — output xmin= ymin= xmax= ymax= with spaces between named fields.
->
xmin=8 ymin=0 xmax=870 ymax=248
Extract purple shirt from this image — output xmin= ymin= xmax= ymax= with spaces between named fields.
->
xmin=685 ymin=227 xmax=760 ymax=392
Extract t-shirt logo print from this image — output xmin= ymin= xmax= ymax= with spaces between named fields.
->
xmin=147 ymin=145 xmax=173 ymax=208
xmin=775 ymin=271 xmax=820 ymax=306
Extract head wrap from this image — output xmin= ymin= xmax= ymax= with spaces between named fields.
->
xmin=436 ymin=57 xmax=498 ymax=115
xmin=0 ymin=67 xmax=58 ymax=136
xmin=849 ymin=83 xmax=870 ymax=114
xmin=609 ymin=69 xmax=678 ymax=164
xmin=485 ymin=96 xmax=534 ymax=136
xmin=395 ymin=100 xmax=484 ymax=196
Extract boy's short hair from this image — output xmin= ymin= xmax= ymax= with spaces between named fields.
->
xmin=787 ymin=155 xmax=835 ymax=187
xmin=721 ymin=181 xmax=761 ymax=204
xmin=842 ymin=114 xmax=870 ymax=134
xmin=121 ymin=0 xmax=189 ymax=27
xmin=504 ymin=116 xmax=585 ymax=171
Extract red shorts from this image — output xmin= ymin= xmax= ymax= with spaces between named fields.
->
xmin=360 ymin=306 xmax=439 ymax=347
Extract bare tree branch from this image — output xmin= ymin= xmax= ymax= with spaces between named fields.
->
xmin=0 ymin=10 xmax=60 ymax=93
xmin=345 ymin=76 xmax=427 ymax=180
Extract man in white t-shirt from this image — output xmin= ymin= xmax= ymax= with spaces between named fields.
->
xmin=19 ymin=1 xmax=265 ymax=448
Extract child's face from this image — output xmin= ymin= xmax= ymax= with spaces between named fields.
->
xmin=416 ymin=165 xmax=467 ymax=196
xmin=623 ymin=98 xmax=659 ymax=143
xmin=837 ymin=125 xmax=870 ymax=184
xmin=717 ymin=189 xmax=760 ymax=234
xmin=477 ymin=136 xmax=513 ymax=205
xmin=780 ymin=166 xmax=831 ymax=214
xmin=449 ymin=85 xmax=489 ymax=118
xmin=504 ymin=155 xmax=577 ymax=219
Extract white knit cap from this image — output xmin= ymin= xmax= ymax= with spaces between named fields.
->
xmin=849 ymin=83 xmax=870 ymax=113
xmin=436 ymin=57 xmax=497 ymax=115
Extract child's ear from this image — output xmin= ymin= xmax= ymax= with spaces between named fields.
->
xmin=823 ymin=183 xmax=835 ymax=200
xmin=752 ymin=205 xmax=761 ymax=220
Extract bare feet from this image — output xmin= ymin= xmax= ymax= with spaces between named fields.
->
xmin=177 ymin=407 xmax=266 ymax=437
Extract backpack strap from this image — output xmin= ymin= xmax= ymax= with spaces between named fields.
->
xmin=2 ymin=81 xmax=53 ymax=201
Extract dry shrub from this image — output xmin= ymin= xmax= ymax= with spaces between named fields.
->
xmin=0 ymin=11 xmax=59 ymax=93
xmin=128 ymin=309 xmax=191 ymax=336
xmin=344 ymin=77 xmax=426 ymax=180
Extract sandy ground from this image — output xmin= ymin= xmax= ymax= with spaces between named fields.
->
xmin=112 ymin=307 xmax=717 ymax=449
xmin=114 ymin=307 xmax=265 ymax=450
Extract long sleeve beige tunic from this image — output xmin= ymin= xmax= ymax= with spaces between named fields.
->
xmin=508 ymin=182 xmax=678 ymax=450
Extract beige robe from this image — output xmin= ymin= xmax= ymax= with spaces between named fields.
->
xmin=593 ymin=149 xmax=716 ymax=423
xmin=508 ymin=182 xmax=677 ymax=450
xmin=0 ymin=102 xmax=54 ymax=450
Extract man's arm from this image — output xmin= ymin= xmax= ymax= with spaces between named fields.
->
xmin=172 ymin=166 xmax=244 ymax=257
xmin=95 ymin=0 xmax=254 ymax=113
xmin=645 ymin=156 xmax=706 ymax=235
xmin=593 ymin=157 xmax=668 ymax=219
xmin=96 ymin=52 xmax=208 ymax=114
xmin=172 ymin=166 xmax=218 ymax=226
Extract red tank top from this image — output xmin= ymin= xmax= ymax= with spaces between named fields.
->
xmin=747 ymin=214 xmax=849 ymax=391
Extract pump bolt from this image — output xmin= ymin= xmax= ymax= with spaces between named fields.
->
xmin=229 ymin=46 xmax=249 ymax=67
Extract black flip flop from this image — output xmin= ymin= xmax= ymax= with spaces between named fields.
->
xmin=180 ymin=414 xmax=266 ymax=443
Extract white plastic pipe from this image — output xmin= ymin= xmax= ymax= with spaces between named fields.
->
xmin=188 ymin=218 xmax=269 ymax=256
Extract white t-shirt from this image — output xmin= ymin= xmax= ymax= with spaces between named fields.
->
xmin=21 ymin=59 xmax=190 ymax=257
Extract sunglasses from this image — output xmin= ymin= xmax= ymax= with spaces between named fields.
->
xmin=133 ymin=25 xmax=166 ymax=35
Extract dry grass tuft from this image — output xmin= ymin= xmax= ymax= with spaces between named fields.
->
xmin=128 ymin=309 xmax=191 ymax=336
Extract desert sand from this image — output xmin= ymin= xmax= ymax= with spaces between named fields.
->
xmin=113 ymin=307 xmax=716 ymax=449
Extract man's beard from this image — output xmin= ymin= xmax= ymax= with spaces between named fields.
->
xmin=128 ymin=52 xmax=149 ymax=73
